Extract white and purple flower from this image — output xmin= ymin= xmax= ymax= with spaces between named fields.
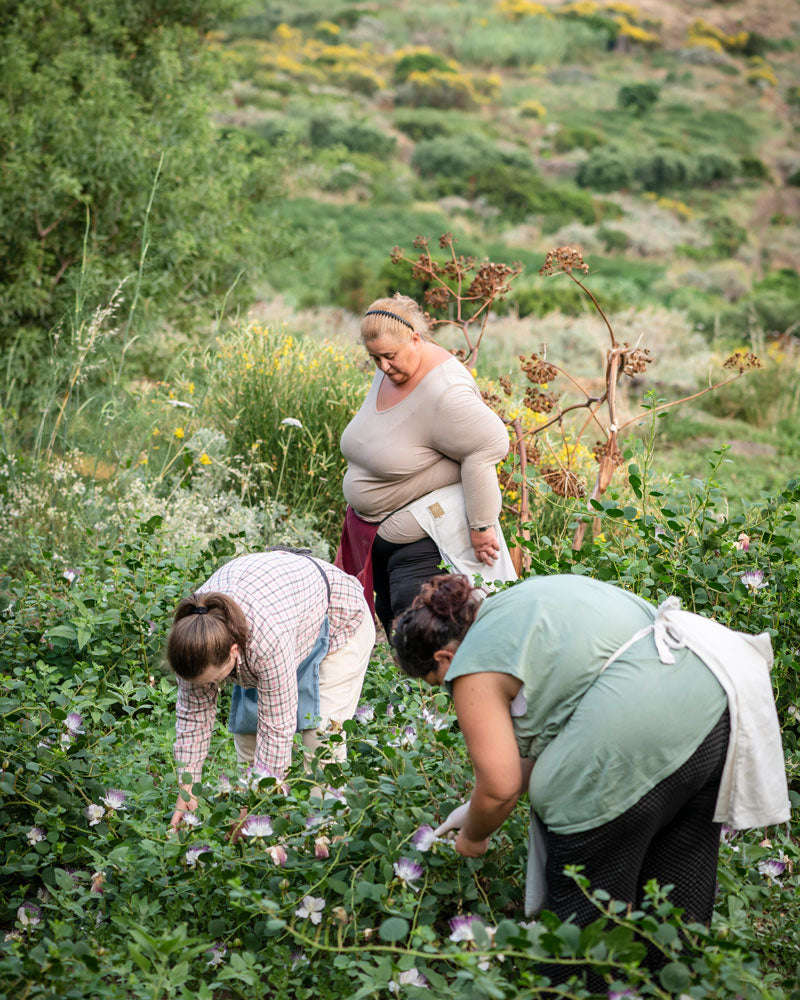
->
xmin=241 ymin=814 xmax=273 ymax=838
xmin=741 ymin=569 xmax=767 ymax=593
xmin=758 ymin=856 xmax=787 ymax=884
xmin=393 ymin=857 xmax=424 ymax=890
xmin=734 ymin=532 xmax=751 ymax=552
xmin=354 ymin=703 xmax=374 ymax=723
xmin=185 ymin=845 xmax=211 ymax=868
xmin=388 ymin=968 xmax=429 ymax=992
xmin=608 ymin=991 xmax=640 ymax=1000
xmin=314 ymin=836 xmax=331 ymax=859
xmin=62 ymin=568 xmax=81 ymax=585
xmin=101 ymin=788 xmax=127 ymax=812
xmin=179 ymin=812 xmax=202 ymax=828
xmin=26 ymin=826 xmax=45 ymax=845
xmin=17 ymin=902 xmax=42 ymax=927
xmin=420 ymin=706 xmax=449 ymax=731
xmin=267 ymin=844 xmax=288 ymax=867
xmin=448 ymin=914 xmax=479 ymax=942
xmin=206 ymin=943 xmax=227 ymax=967
xmin=411 ymin=825 xmax=437 ymax=853
xmin=85 ymin=803 xmax=105 ymax=827
xmin=64 ymin=712 xmax=84 ymax=734
xmin=295 ymin=895 xmax=325 ymax=924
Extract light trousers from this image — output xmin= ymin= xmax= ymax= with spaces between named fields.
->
xmin=232 ymin=611 xmax=375 ymax=767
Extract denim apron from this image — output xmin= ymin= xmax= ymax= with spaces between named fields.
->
xmin=228 ymin=549 xmax=331 ymax=736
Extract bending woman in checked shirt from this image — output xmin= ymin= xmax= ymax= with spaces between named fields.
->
xmin=165 ymin=550 xmax=375 ymax=829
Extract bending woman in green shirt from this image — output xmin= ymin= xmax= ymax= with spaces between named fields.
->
xmin=391 ymin=572 xmax=788 ymax=981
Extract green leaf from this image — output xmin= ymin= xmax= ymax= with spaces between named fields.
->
xmin=659 ymin=960 xmax=691 ymax=991
xmin=379 ymin=917 xmax=409 ymax=942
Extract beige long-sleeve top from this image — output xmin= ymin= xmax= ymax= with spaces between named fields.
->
xmin=340 ymin=357 xmax=509 ymax=543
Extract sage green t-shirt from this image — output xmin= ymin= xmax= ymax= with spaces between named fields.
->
xmin=445 ymin=575 xmax=727 ymax=834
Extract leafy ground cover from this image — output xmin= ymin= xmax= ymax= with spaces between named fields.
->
xmin=3 ymin=1 xmax=800 ymax=996
xmin=1 ymin=472 xmax=799 ymax=998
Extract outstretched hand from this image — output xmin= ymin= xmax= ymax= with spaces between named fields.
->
xmin=433 ymin=801 xmax=470 ymax=838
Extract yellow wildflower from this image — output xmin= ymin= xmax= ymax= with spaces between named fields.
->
xmin=174 ymin=428 xmax=184 ymax=439
xmin=199 ymin=453 xmax=212 ymax=466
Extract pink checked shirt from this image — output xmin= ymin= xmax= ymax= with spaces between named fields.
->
xmin=174 ymin=551 xmax=368 ymax=781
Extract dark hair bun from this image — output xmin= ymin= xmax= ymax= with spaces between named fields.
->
xmin=414 ymin=574 xmax=477 ymax=625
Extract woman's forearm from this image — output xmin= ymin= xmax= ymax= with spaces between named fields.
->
xmin=462 ymin=757 xmax=534 ymax=841
xmin=462 ymin=786 xmax=519 ymax=841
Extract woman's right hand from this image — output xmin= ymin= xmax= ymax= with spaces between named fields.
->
xmin=470 ymin=526 xmax=500 ymax=566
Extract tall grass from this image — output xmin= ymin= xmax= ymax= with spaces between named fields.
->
xmin=203 ymin=324 xmax=369 ymax=544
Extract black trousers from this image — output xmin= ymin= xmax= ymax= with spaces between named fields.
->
xmin=540 ymin=708 xmax=730 ymax=988
xmin=371 ymin=534 xmax=445 ymax=638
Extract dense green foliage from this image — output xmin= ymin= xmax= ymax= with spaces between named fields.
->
xmin=0 ymin=0 xmax=281 ymax=352
xmin=1 ymin=468 xmax=799 ymax=997
xmin=2 ymin=0 xmax=800 ymax=994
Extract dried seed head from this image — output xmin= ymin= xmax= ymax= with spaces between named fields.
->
xmin=592 ymin=437 xmax=624 ymax=468
xmin=524 ymin=387 xmax=559 ymax=413
xmin=390 ymin=245 xmax=404 ymax=264
xmin=450 ymin=347 xmax=468 ymax=362
xmin=499 ymin=375 xmax=513 ymax=396
xmin=723 ymin=351 xmax=762 ymax=373
xmin=467 ymin=261 xmax=519 ymax=301
xmin=621 ymin=344 xmax=653 ymax=376
xmin=411 ymin=255 xmax=441 ymax=280
xmin=438 ymin=232 xmax=454 ymax=248
xmin=442 ymin=255 xmax=476 ymax=279
xmin=424 ymin=286 xmax=451 ymax=309
xmin=412 ymin=235 xmax=429 ymax=251
xmin=519 ymin=353 xmax=558 ymax=384
xmin=539 ymin=246 xmax=589 ymax=277
xmin=481 ymin=389 xmax=504 ymax=410
xmin=540 ymin=466 xmax=586 ymax=498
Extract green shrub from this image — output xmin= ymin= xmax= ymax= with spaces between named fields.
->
xmin=551 ymin=126 xmax=604 ymax=153
xmin=0 ymin=0 xmax=271 ymax=344
xmin=707 ymin=215 xmax=748 ymax=257
xmin=632 ymin=149 xmax=693 ymax=191
xmin=392 ymin=107 xmax=478 ymax=141
xmin=740 ymin=156 xmax=771 ymax=180
xmin=393 ymin=49 xmax=455 ymax=81
xmin=694 ymin=150 xmax=739 ymax=184
xmin=597 ymin=226 xmax=632 ymax=252
xmin=576 ymin=147 xmax=633 ymax=190
xmin=308 ymin=116 xmax=396 ymax=158
xmin=617 ymin=82 xmax=660 ymax=115
xmin=395 ymin=69 xmax=480 ymax=110
xmin=474 ymin=164 xmax=597 ymax=227
xmin=410 ymin=134 xmax=529 ymax=191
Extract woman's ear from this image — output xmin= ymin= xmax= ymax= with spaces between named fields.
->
xmin=432 ymin=647 xmax=455 ymax=683
xmin=230 ymin=642 xmax=240 ymax=662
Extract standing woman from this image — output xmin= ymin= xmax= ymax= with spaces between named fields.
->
xmin=392 ymin=573 xmax=789 ymax=975
xmin=166 ymin=550 xmax=374 ymax=826
xmin=338 ymin=293 xmax=516 ymax=637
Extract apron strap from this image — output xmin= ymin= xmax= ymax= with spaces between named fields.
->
xmin=264 ymin=546 xmax=331 ymax=607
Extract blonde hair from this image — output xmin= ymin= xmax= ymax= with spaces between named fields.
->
xmin=361 ymin=294 xmax=431 ymax=343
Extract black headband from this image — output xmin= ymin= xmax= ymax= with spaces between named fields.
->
xmin=363 ymin=308 xmax=414 ymax=331
xmin=190 ymin=606 xmax=209 ymax=615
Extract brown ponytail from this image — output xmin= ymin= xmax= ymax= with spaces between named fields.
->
xmin=391 ymin=574 xmax=480 ymax=678
xmin=167 ymin=592 xmax=249 ymax=680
